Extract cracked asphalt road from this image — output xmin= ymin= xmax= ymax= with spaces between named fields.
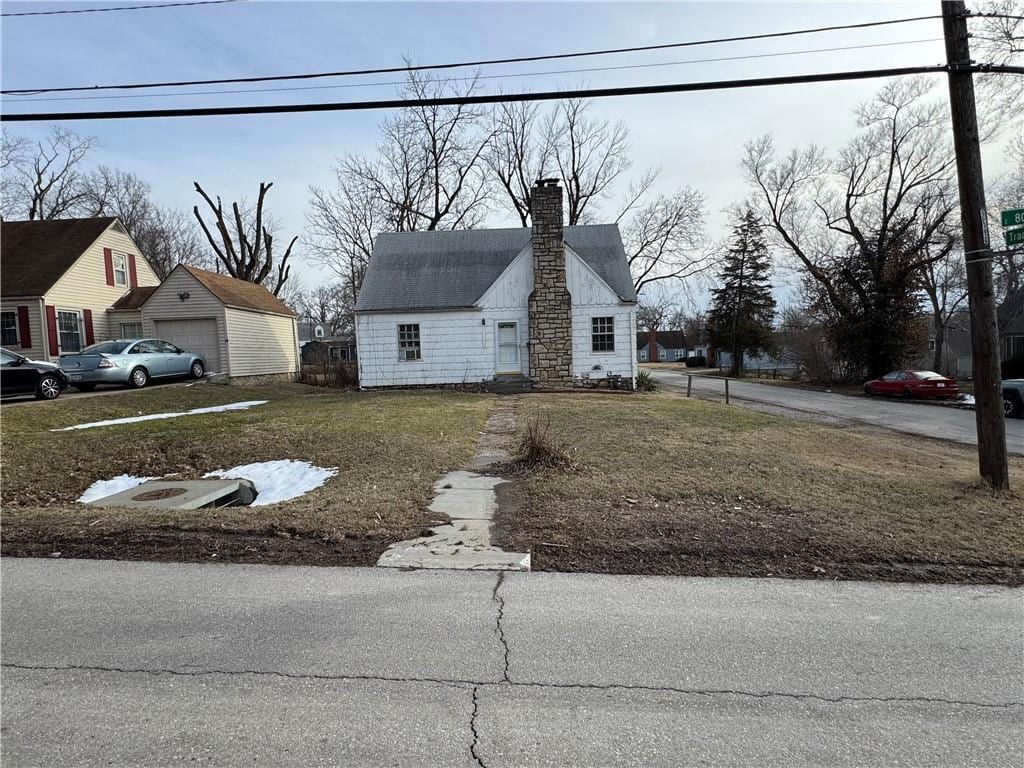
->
xmin=2 ymin=559 xmax=1021 ymax=767
xmin=647 ymin=368 xmax=1024 ymax=454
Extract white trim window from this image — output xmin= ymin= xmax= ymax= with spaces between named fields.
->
xmin=591 ymin=317 xmax=615 ymax=352
xmin=112 ymin=253 xmax=129 ymax=287
xmin=0 ymin=310 xmax=18 ymax=347
xmin=638 ymin=349 xmax=648 ymax=361
xmin=674 ymin=349 xmax=685 ymax=360
xmin=120 ymin=322 xmax=143 ymax=338
xmin=659 ymin=348 xmax=667 ymax=360
xmin=398 ymin=323 xmax=421 ymax=361
xmin=57 ymin=309 xmax=83 ymax=353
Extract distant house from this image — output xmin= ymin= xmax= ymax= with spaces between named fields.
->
xmin=302 ymin=335 xmax=357 ymax=363
xmin=636 ymin=330 xmax=688 ymax=362
xmin=355 ymin=179 xmax=638 ymax=388
xmin=1 ymin=217 xmax=161 ymax=361
xmin=916 ymin=309 xmax=1024 ymax=378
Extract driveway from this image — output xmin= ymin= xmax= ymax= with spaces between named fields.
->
xmin=647 ymin=368 xmax=1024 ymax=455
xmin=1 ymin=379 xmax=196 ymax=406
xmin=1 ymin=559 xmax=1021 ymax=767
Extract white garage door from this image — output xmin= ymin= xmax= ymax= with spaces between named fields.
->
xmin=153 ymin=319 xmax=221 ymax=373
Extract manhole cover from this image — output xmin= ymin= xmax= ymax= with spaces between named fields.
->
xmin=132 ymin=487 xmax=189 ymax=501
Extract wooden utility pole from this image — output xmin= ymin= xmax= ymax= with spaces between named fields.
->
xmin=941 ymin=0 xmax=1009 ymax=489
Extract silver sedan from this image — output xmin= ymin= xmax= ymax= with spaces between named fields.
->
xmin=59 ymin=338 xmax=206 ymax=390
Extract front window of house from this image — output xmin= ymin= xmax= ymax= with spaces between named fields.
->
xmin=0 ymin=311 xmax=18 ymax=347
xmin=928 ymin=338 xmax=936 ymax=352
xmin=120 ymin=322 xmax=143 ymax=338
xmin=398 ymin=324 xmax=421 ymax=360
xmin=112 ymin=253 xmax=129 ymax=287
xmin=591 ymin=317 xmax=614 ymax=352
xmin=659 ymin=349 xmax=667 ymax=360
xmin=1005 ymin=334 xmax=1024 ymax=360
xmin=57 ymin=310 xmax=83 ymax=353
xmin=675 ymin=349 xmax=685 ymax=360
xmin=638 ymin=350 xmax=647 ymax=361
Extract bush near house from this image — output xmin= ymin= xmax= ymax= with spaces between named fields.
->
xmin=685 ymin=355 xmax=707 ymax=368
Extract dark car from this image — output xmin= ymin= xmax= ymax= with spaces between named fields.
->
xmin=864 ymin=370 xmax=961 ymax=400
xmin=1003 ymin=379 xmax=1024 ymax=419
xmin=1 ymin=348 xmax=69 ymax=400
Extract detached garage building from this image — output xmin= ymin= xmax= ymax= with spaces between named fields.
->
xmin=137 ymin=264 xmax=299 ymax=382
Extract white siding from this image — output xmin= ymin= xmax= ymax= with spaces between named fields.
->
xmin=43 ymin=224 xmax=160 ymax=351
xmin=356 ymin=243 xmax=637 ymax=387
xmin=357 ymin=311 xmax=495 ymax=387
xmin=224 ymin=306 xmax=299 ymax=378
xmin=1 ymin=299 xmax=45 ymax=361
xmin=142 ymin=269 xmax=229 ymax=373
xmin=566 ymin=248 xmax=637 ymax=382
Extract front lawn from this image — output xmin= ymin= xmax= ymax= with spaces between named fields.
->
xmin=493 ymin=393 xmax=1024 ymax=585
xmin=1 ymin=384 xmax=495 ymax=565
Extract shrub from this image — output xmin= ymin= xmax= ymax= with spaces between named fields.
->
xmin=635 ymin=369 xmax=658 ymax=392
xmin=685 ymin=355 xmax=707 ymax=368
xmin=514 ymin=414 xmax=578 ymax=472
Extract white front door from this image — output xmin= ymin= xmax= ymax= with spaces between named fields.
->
xmin=496 ymin=321 xmax=520 ymax=374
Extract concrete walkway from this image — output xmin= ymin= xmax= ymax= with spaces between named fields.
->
xmin=377 ymin=398 xmax=530 ymax=571
xmin=2 ymin=558 xmax=1020 ymax=767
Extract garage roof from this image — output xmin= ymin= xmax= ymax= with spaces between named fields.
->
xmin=177 ymin=265 xmax=296 ymax=316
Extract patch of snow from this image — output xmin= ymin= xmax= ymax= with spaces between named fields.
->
xmin=960 ymin=394 xmax=976 ymax=406
xmin=78 ymin=474 xmax=156 ymax=503
xmin=204 ymin=460 xmax=337 ymax=506
xmin=53 ymin=401 xmax=268 ymax=432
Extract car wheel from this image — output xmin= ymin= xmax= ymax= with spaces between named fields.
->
xmin=901 ymin=387 xmax=913 ymax=399
xmin=35 ymin=374 xmax=62 ymax=400
xmin=1004 ymin=393 xmax=1024 ymax=419
xmin=128 ymin=367 xmax=149 ymax=389
xmin=864 ymin=385 xmax=874 ymax=396
xmin=189 ymin=361 xmax=205 ymax=379
xmin=75 ymin=383 xmax=97 ymax=392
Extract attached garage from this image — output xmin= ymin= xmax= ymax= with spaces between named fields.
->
xmin=141 ymin=264 xmax=298 ymax=382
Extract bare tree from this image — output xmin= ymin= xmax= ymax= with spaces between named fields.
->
xmin=486 ymin=100 xmax=551 ymax=225
xmin=619 ymin=183 xmax=711 ymax=294
xmin=192 ymin=181 xmax=295 ymax=295
xmin=544 ymin=99 xmax=630 ymax=225
xmin=919 ymin=235 xmax=966 ymax=374
xmin=2 ymin=127 xmax=98 ymax=220
xmin=637 ymin=297 xmax=673 ymax=331
xmin=744 ymin=78 xmax=957 ymax=377
xmin=971 ymin=0 xmax=1023 ymax=140
xmin=294 ymin=283 xmax=352 ymax=337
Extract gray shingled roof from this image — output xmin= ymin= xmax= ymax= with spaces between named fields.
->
xmin=355 ymin=225 xmax=636 ymax=313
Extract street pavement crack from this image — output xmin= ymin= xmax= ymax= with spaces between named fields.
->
xmin=492 ymin=572 xmax=511 ymax=683
xmin=5 ymin=662 xmax=1019 ymax=710
xmin=469 ymin=685 xmax=486 ymax=768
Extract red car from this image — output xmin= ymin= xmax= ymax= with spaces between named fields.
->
xmin=864 ymin=370 xmax=961 ymax=399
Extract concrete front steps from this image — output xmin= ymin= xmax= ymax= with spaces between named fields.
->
xmin=482 ymin=375 xmax=531 ymax=394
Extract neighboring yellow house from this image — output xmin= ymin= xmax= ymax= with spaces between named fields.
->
xmin=1 ymin=217 xmax=299 ymax=382
xmin=1 ymin=217 xmax=160 ymax=362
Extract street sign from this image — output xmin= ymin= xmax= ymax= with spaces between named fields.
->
xmin=1006 ymin=226 xmax=1024 ymax=247
xmin=1001 ymin=208 xmax=1024 ymax=227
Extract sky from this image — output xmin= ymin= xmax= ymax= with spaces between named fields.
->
xmin=1 ymin=0 xmax=1015 ymax=307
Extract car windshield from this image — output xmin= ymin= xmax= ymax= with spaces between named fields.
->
xmin=912 ymin=371 xmax=945 ymax=380
xmin=81 ymin=341 xmax=131 ymax=355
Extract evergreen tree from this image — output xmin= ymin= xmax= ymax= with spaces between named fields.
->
xmin=708 ymin=209 xmax=776 ymax=377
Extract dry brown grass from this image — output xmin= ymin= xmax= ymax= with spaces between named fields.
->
xmin=495 ymin=393 xmax=1024 ymax=583
xmin=1 ymin=384 xmax=496 ymax=562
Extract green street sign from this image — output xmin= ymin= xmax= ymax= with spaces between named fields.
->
xmin=1001 ymin=208 xmax=1024 ymax=228
xmin=1006 ymin=226 xmax=1024 ymax=247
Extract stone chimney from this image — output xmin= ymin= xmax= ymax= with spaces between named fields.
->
xmin=528 ymin=179 xmax=573 ymax=385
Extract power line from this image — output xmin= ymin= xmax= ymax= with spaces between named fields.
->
xmin=3 ymin=38 xmax=945 ymax=104
xmin=1 ymin=65 xmax=977 ymax=123
xmin=1 ymin=0 xmax=242 ymax=18
xmin=1 ymin=14 xmax=944 ymax=96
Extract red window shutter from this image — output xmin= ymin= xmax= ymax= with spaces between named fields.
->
xmin=83 ymin=309 xmax=95 ymax=346
xmin=45 ymin=305 xmax=59 ymax=356
xmin=17 ymin=306 xmax=32 ymax=349
xmin=128 ymin=254 xmax=138 ymax=288
xmin=103 ymin=248 xmax=115 ymax=286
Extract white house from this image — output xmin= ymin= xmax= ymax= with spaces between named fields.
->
xmin=355 ymin=179 xmax=638 ymax=388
